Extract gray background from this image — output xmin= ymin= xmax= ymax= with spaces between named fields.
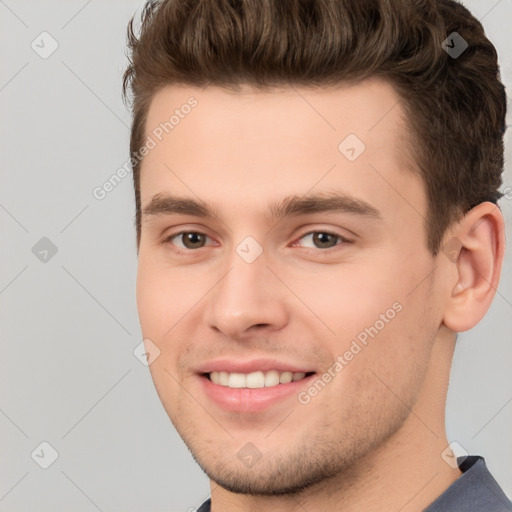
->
xmin=0 ymin=1 xmax=511 ymax=511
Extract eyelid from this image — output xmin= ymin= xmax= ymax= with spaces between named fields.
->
xmin=291 ymin=229 xmax=353 ymax=249
xmin=163 ymin=227 xmax=352 ymax=256
xmin=163 ymin=230 xmax=216 ymax=252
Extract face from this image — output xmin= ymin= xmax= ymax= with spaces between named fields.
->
xmin=136 ymin=79 xmax=445 ymax=495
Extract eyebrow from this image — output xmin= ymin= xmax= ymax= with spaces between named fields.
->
xmin=141 ymin=191 xmax=383 ymax=222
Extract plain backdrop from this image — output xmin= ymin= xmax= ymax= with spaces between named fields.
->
xmin=1 ymin=1 xmax=511 ymax=510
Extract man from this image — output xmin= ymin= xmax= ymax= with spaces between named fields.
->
xmin=122 ymin=0 xmax=511 ymax=510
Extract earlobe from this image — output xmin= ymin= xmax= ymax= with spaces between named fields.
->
xmin=442 ymin=202 xmax=505 ymax=333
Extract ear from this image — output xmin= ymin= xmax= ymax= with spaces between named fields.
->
xmin=442 ymin=202 xmax=506 ymax=333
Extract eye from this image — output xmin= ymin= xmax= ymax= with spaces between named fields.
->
xmin=162 ymin=229 xmax=351 ymax=255
xmin=293 ymin=231 xmax=350 ymax=250
xmin=165 ymin=231 xmax=213 ymax=251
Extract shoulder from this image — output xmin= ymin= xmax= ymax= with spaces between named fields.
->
xmin=193 ymin=457 xmax=511 ymax=512
xmin=424 ymin=456 xmax=512 ymax=512
xmin=196 ymin=497 xmax=211 ymax=512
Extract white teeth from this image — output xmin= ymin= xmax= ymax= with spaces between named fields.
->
xmin=208 ymin=370 xmax=308 ymax=389
xmin=279 ymin=371 xmax=293 ymax=384
xmin=228 ymin=373 xmax=246 ymax=388
xmin=218 ymin=371 xmax=229 ymax=386
xmin=246 ymin=371 xmax=265 ymax=388
xmin=264 ymin=370 xmax=280 ymax=387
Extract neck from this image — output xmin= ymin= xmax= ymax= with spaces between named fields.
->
xmin=209 ymin=327 xmax=462 ymax=512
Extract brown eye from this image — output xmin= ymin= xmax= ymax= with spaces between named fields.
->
xmin=297 ymin=231 xmax=347 ymax=250
xmin=311 ymin=232 xmax=339 ymax=249
xmin=166 ymin=231 xmax=211 ymax=251
xmin=181 ymin=233 xmax=206 ymax=249
xmin=179 ymin=232 xmax=207 ymax=249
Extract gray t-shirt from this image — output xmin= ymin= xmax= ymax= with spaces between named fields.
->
xmin=196 ymin=456 xmax=512 ymax=511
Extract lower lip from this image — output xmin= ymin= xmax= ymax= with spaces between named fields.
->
xmin=198 ymin=373 xmax=317 ymax=413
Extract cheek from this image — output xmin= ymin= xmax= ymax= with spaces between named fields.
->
xmin=286 ymin=263 xmax=402 ymax=341
xmin=136 ymin=255 xmax=202 ymax=336
xmin=136 ymin=276 xmax=187 ymax=419
xmin=341 ymin=295 xmax=435 ymax=419
xmin=319 ymin=324 xmax=433 ymax=438
xmin=136 ymin=270 xmax=165 ymax=337
xmin=309 ymin=262 xmax=434 ymax=403
xmin=136 ymin=258 xmax=205 ymax=385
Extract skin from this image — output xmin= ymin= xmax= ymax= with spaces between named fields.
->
xmin=135 ymin=78 xmax=505 ymax=512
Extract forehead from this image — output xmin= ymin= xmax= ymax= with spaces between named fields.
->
xmin=139 ymin=79 xmax=424 ymax=225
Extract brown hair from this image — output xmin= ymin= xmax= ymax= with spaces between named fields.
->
xmin=122 ymin=0 xmax=507 ymax=256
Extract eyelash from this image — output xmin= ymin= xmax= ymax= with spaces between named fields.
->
xmin=163 ymin=230 xmax=352 ymax=256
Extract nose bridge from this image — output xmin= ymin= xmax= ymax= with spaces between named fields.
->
xmin=205 ymin=244 xmax=288 ymax=337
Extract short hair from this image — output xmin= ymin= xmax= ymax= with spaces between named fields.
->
xmin=122 ymin=0 xmax=507 ymax=256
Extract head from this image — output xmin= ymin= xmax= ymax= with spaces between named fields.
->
xmin=123 ymin=0 xmax=507 ymax=498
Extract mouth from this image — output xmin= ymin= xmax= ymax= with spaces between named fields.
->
xmin=197 ymin=370 xmax=318 ymax=413
xmin=203 ymin=370 xmax=317 ymax=389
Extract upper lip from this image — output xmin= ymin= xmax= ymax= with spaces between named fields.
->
xmin=196 ymin=358 xmax=317 ymax=374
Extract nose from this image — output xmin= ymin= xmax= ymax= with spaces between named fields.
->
xmin=204 ymin=251 xmax=289 ymax=340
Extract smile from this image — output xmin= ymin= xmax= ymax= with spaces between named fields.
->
xmin=207 ymin=370 xmax=315 ymax=389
